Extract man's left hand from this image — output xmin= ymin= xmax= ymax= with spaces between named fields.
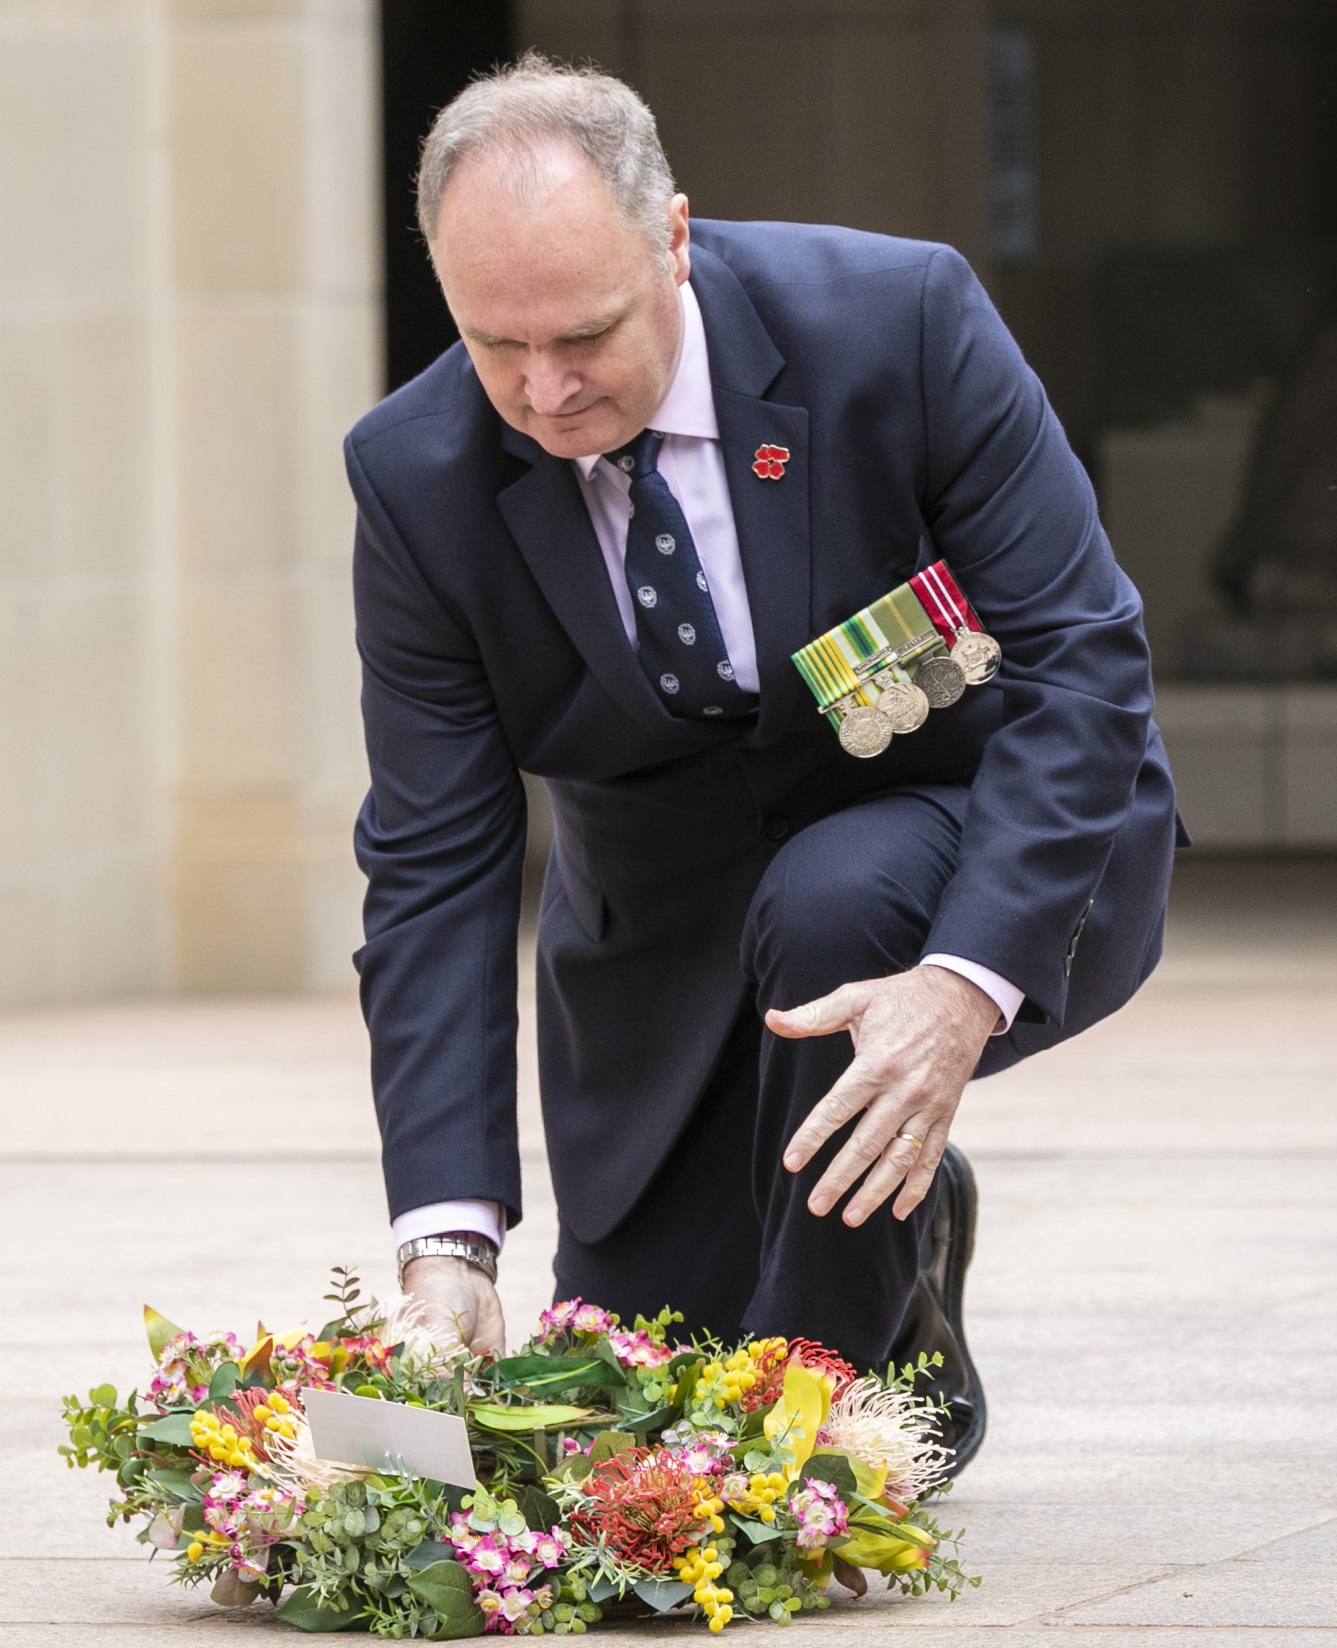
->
xmin=768 ymin=967 xmax=999 ymax=1225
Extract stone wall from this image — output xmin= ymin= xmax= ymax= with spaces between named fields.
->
xmin=0 ymin=0 xmax=378 ymax=1005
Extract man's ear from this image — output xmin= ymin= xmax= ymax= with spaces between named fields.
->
xmin=667 ymin=193 xmax=691 ymax=285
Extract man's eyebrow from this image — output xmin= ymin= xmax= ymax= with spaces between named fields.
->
xmin=462 ymin=314 xmax=623 ymax=348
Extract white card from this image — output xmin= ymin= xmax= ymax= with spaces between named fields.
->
xmin=302 ymin=1387 xmax=477 ymax=1489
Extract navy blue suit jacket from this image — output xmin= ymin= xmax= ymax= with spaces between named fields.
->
xmin=347 ymin=222 xmax=1177 ymax=1243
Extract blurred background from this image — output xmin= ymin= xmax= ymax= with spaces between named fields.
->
xmin=2 ymin=0 xmax=1334 ymax=1009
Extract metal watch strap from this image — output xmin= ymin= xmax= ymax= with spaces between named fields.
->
xmin=397 ymin=1233 xmax=498 ymax=1289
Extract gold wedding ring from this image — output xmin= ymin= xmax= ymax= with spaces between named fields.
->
xmin=896 ymin=1131 xmax=925 ymax=1150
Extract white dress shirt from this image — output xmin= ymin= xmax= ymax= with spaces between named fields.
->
xmin=392 ymin=282 xmax=1023 ymax=1258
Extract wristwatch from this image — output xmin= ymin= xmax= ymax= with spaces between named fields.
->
xmin=397 ymin=1232 xmax=498 ymax=1289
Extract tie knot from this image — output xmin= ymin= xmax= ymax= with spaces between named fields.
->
xmin=605 ymin=428 xmax=663 ymax=481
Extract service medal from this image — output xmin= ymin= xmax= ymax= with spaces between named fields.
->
xmin=873 ymin=677 xmax=930 ymax=733
xmin=914 ymin=652 xmax=967 ymax=708
xmin=952 ymin=628 xmax=1003 ymax=685
xmin=837 ymin=705 xmax=893 ymax=758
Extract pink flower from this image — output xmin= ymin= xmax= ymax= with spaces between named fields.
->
xmin=467 ymin=1536 xmax=508 ymax=1577
xmin=499 ymin=1589 xmax=535 ymax=1623
xmin=607 ymin=1328 xmax=674 ymax=1368
xmin=518 ymin=1528 xmax=566 ymax=1567
xmin=790 ymin=1478 xmax=848 ymax=1551
xmin=572 ymin=1303 xmax=615 ymax=1333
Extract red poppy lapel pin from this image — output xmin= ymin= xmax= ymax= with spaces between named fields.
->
xmin=752 ymin=443 xmax=790 ymax=480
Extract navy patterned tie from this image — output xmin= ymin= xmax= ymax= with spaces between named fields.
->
xmin=606 ymin=429 xmax=757 ymax=720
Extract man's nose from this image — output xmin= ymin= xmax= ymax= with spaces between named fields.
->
xmin=524 ymin=355 xmax=581 ymax=416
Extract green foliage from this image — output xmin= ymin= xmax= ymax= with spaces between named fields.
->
xmin=406 ymin=1560 xmax=486 ymax=1636
xmin=798 ymin=1453 xmax=858 ymax=1500
xmin=139 ymin=1412 xmax=197 ymax=1447
xmin=59 ymin=1387 xmax=143 ymax=1475
xmin=319 ymin=1265 xmax=367 ymax=1341
xmin=275 ymin=1585 xmax=366 ymax=1632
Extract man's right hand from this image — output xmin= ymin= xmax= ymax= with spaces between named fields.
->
xmin=402 ymin=1256 xmax=506 ymax=1358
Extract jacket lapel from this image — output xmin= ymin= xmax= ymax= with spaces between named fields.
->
xmin=691 ymin=248 xmax=813 ymax=745
xmin=495 ymin=245 xmax=813 ymax=749
xmin=495 ymin=422 xmax=711 ymax=747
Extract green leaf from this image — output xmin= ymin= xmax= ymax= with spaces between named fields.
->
xmin=730 ymin=1515 xmax=786 ymax=1545
xmin=144 ymin=1305 xmax=184 ymax=1361
xmin=407 ymin=1560 xmax=486 ymax=1638
xmin=670 ymin=1357 xmax=704 ymax=1409
xmin=405 ymin=1538 xmax=450 ymax=1571
xmin=140 ymin=1413 xmax=197 ymax=1447
xmin=632 ymin=1578 xmax=693 ymax=1611
xmin=800 ymin=1452 xmax=858 ymax=1500
xmin=144 ymin=1467 xmax=203 ymax=1504
xmin=91 ymin=1383 xmax=118 ymax=1409
xmin=521 ymin=1485 xmax=561 ymax=1532
xmin=587 ymin=1575 xmax=622 ymax=1603
xmin=469 ymin=1401 xmax=591 ymax=1433
xmin=495 ymin=1354 xmax=625 ymax=1393
xmin=547 ymin=1452 xmax=595 ymax=1483
xmin=208 ymin=1362 xmax=242 ymax=1403
xmin=275 ymin=1585 xmax=366 ymax=1632
xmin=588 ymin=1430 xmax=638 ymax=1463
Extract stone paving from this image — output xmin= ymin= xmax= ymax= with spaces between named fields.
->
xmin=2 ymin=859 xmax=1335 ymax=1644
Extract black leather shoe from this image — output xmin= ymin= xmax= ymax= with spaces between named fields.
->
xmin=889 ymin=1142 xmax=986 ymax=1480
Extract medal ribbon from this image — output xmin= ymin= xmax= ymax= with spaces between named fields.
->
xmin=792 ymin=581 xmax=942 ymax=726
xmin=908 ymin=560 xmax=985 ymax=645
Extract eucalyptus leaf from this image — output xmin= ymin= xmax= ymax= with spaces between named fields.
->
xmin=405 ymin=1538 xmax=450 ymax=1571
xmin=588 ymin=1430 xmax=638 ymax=1463
xmin=407 ymin=1561 xmax=486 ymax=1638
xmin=731 ymin=1515 xmax=787 ymax=1544
xmin=211 ymin=1568 xmax=261 ymax=1608
xmin=140 ymin=1413 xmax=197 ymax=1448
xmin=275 ymin=1585 xmax=366 ymax=1632
xmin=587 ymin=1574 xmax=622 ymax=1603
xmin=144 ymin=1467 xmax=203 ymax=1503
xmin=208 ymin=1362 xmax=242 ymax=1403
xmin=547 ymin=1452 xmax=595 ymax=1483
xmin=632 ymin=1577 xmax=694 ymax=1611
xmin=800 ymin=1452 xmax=858 ymax=1499
xmin=521 ymin=1485 xmax=561 ymax=1532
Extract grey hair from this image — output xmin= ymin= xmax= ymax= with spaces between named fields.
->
xmin=416 ymin=52 xmax=678 ymax=256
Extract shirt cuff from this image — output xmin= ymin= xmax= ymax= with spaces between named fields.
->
xmin=918 ymin=954 xmax=1024 ymax=1035
xmin=391 ymin=1200 xmax=506 ymax=1256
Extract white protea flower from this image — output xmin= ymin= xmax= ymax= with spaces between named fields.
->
xmin=817 ymin=1376 xmax=951 ymax=1503
xmin=262 ymin=1406 xmax=372 ymax=1499
xmin=378 ymin=1290 xmax=472 ymax=1379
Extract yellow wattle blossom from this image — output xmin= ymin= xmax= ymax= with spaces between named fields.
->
xmin=189 ymin=1410 xmax=256 ymax=1470
xmin=691 ymin=1484 xmax=726 ymax=1535
xmin=251 ymin=1390 xmax=297 ymax=1441
xmin=721 ymin=1469 xmax=787 ymax=1522
xmin=675 ymin=1544 xmax=734 ymax=1631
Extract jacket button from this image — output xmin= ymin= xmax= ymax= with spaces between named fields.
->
xmin=762 ymin=815 xmax=790 ymax=842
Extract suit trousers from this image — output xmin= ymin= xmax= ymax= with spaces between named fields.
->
xmin=553 ymin=782 xmax=982 ymax=1372
xmin=551 ymin=768 xmax=1176 ymax=1368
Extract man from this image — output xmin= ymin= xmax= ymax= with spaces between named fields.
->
xmin=348 ymin=57 xmax=1180 ymax=1472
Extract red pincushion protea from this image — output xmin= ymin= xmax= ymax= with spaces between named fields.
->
xmin=568 ymin=1448 xmax=709 ymax=1570
xmin=787 ymin=1339 xmax=860 ymax=1399
xmin=740 ymin=1340 xmax=791 ymax=1412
